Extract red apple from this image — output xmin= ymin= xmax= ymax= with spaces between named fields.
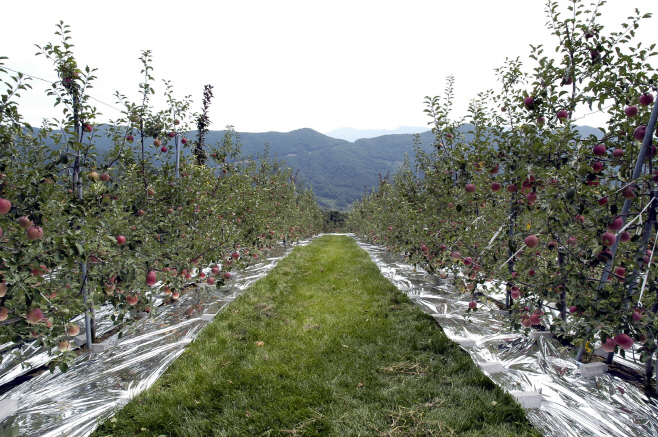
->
xmin=569 ymin=306 xmax=578 ymax=314
xmin=601 ymin=232 xmax=616 ymax=247
xmin=623 ymin=188 xmax=636 ymax=200
xmin=211 ymin=266 xmax=220 ymax=275
xmin=490 ymin=165 xmax=500 ymax=174
xmin=615 ymin=266 xmax=625 ymax=277
xmin=199 ymin=272 xmax=206 ymax=279
xmin=620 ymin=232 xmax=631 ymax=243
xmin=160 ymin=146 xmax=168 ymax=152
xmin=526 ymin=192 xmax=537 ymax=205
xmin=27 ymin=226 xmax=43 ymax=241
xmin=633 ymin=125 xmax=646 ymax=141
xmin=146 ymin=271 xmax=157 ymax=286
xmin=491 ymin=182 xmax=501 ymax=192
xmin=171 ymin=291 xmax=180 ymax=300
xmin=465 ymin=184 xmax=476 ymax=193
xmin=601 ymin=337 xmax=616 ymax=353
xmin=116 ymin=235 xmax=126 ymax=245
xmin=521 ymin=317 xmax=532 ymax=328
xmin=511 ymin=289 xmax=521 ymax=300
xmin=524 ymin=235 xmax=539 ymax=248
xmin=0 ymin=199 xmax=11 ymax=214
xmin=100 ymin=173 xmax=110 ymax=181
xmin=168 ymin=132 xmax=176 ymax=138
xmin=231 ymin=252 xmax=240 ymax=260
xmin=83 ymin=124 xmax=93 ymax=133
xmin=181 ymin=138 xmax=188 ymax=144
xmin=614 ymin=333 xmax=633 ymax=350
xmin=207 ymin=277 xmax=215 ymax=285
xmin=524 ymin=96 xmax=534 ymax=106
xmin=506 ymin=184 xmax=517 ymax=193
xmin=591 ymin=162 xmax=603 ymax=172
xmin=67 ymin=324 xmax=80 ymax=336
xmin=608 ymin=217 xmax=623 ymax=231
xmin=625 ymin=105 xmax=638 ymax=117
xmin=639 ymin=93 xmax=654 ymax=106
xmin=598 ymin=197 xmax=608 ymax=206
xmin=0 ymin=308 xmax=8 ymax=322
xmin=126 ymin=135 xmax=134 ymax=142
xmin=536 ymin=117 xmax=546 ymax=124
xmin=593 ymin=144 xmax=606 ymax=156
xmin=137 ymin=210 xmax=145 ymax=217
xmin=174 ymin=119 xmax=181 ymax=125
xmin=463 ymin=257 xmax=472 ymax=266
xmin=126 ymin=295 xmax=138 ymax=305
xmin=557 ymin=110 xmax=569 ymax=121
xmin=224 ymin=272 xmax=232 ymax=279
xmin=529 ymin=313 xmax=541 ymax=325
xmin=19 ymin=216 xmax=32 ymax=229
xmin=468 ymin=301 xmax=477 ymax=310
xmin=26 ymin=308 xmax=43 ymax=324
xmin=613 ymin=148 xmax=623 ymax=158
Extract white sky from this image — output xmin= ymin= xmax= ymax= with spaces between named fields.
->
xmin=1 ymin=0 xmax=656 ymax=134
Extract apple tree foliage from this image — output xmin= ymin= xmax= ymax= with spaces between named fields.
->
xmin=348 ymin=0 xmax=658 ymax=385
xmin=0 ymin=23 xmax=323 ymax=372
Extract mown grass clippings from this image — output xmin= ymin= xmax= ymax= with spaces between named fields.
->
xmin=92 ymin=235 xmax=539 ymax=437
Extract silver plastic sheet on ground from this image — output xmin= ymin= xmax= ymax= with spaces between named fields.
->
xmin=353 ymin=236 xmax=658 ymax=437
xmin=0 ymin=239 xmax=313 ymax=437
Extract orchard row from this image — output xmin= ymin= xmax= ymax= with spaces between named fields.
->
xmin=0 ymin=24 xmax=323 ymax=371
xmin=347 ymin=0 xmax=658 ymax=387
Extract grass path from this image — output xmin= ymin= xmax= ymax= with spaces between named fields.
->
xmin=93 ymin=235 xmax=539 ymax=436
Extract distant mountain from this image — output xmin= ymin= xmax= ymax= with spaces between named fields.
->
xmin=575 ymin=125 xmax=604 ymax=139
xmin=222 ymin=128 xmax=438 ymax=210
xmin=39 ymin=124 xmax=604 ymax=211
xmin=324 ymin=126 xmax=431 ymax=142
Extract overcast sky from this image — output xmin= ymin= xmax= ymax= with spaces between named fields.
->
xmin=1 ymin=0 xmax=656 ymax=134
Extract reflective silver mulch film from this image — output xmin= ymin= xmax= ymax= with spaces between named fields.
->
xmin=353 ymin=235 xmax=658 ymax=437
xmin=0 ymin=239 xmax=314 ymax=437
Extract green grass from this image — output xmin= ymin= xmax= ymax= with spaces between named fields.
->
xmin=92 ymin=235 xmax=540 ymax=437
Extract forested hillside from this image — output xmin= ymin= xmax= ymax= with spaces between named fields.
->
xmin=41 ymin=125 xmax=601 ymax=210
